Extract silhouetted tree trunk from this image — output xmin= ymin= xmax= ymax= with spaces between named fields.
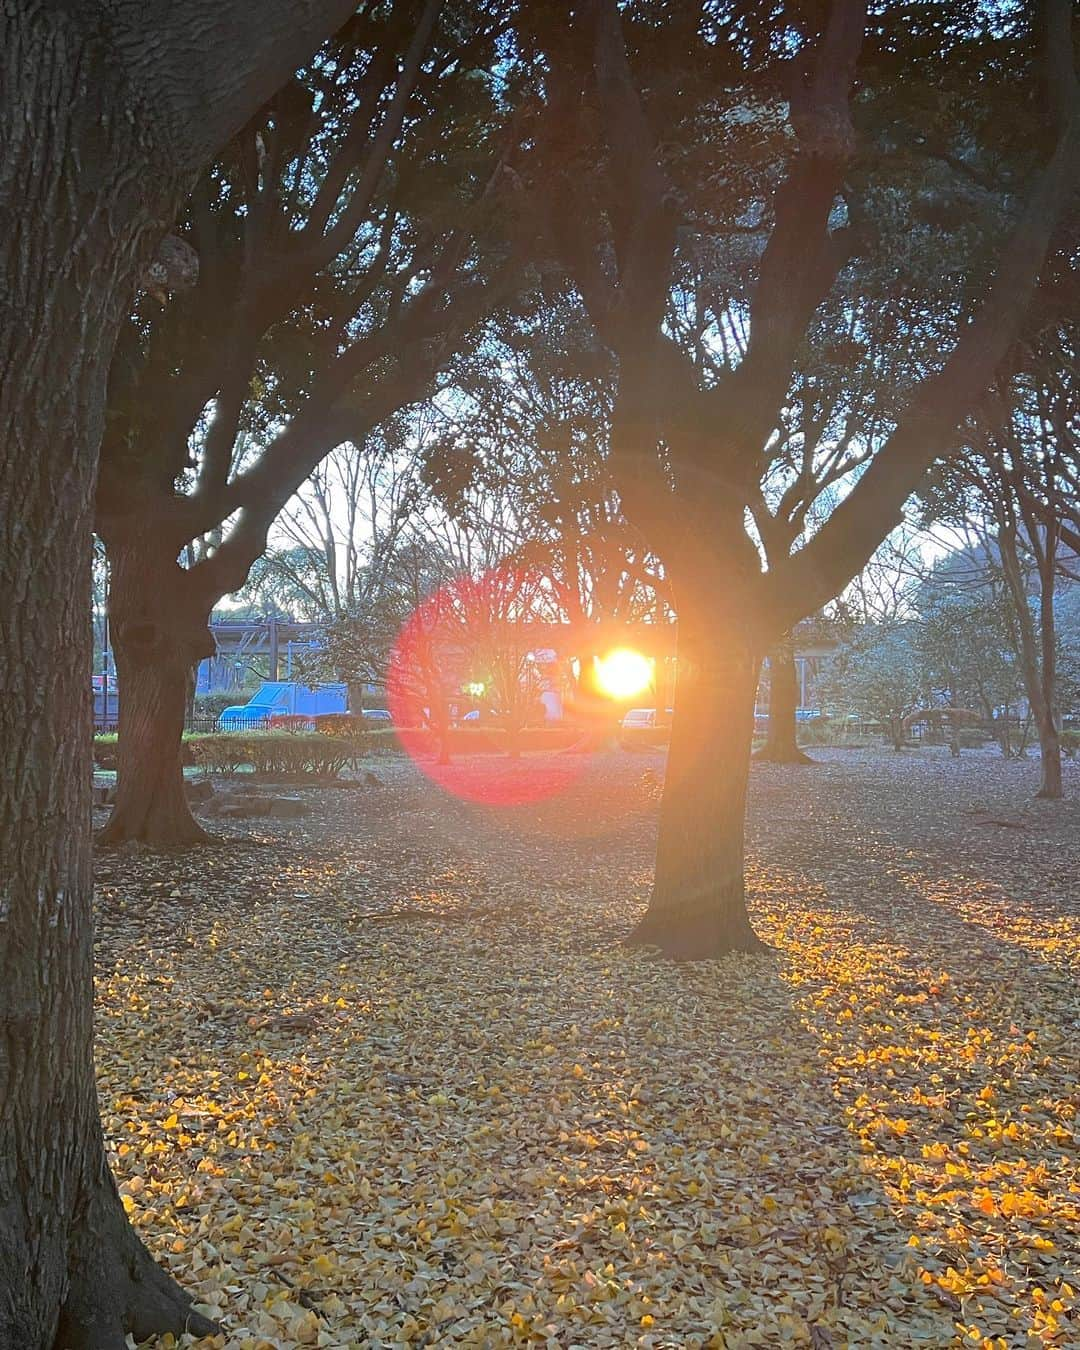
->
xmin=755 ymin=638 xmax=813 ymax=764
xmin=0 ymin=3 xmax=353 ymax=1344
xmin=0 ymin=37 xmax=216 ymax=1350
xmin=98 ymin=531 xmax=215 ymax=844
xmin=998 ymin=515 xmax=1063 ymax=797
xmin=627 ymin=581 xmax=765 ymax=959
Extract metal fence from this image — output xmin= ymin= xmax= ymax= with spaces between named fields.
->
xmin=184 ymin=712 xmax=274 ymax=734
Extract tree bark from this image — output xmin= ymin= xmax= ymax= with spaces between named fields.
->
xmin=998 ymin=523 xmax=1063 ymax=798
xmin=0 ymin=5 xmax=354 ymax=1344
xmin=98 ymin=533 xmax=215 ymax=846
xmin=0 ymin=32 xmax=216 ymax=1350
xmin=627 ymin=592 xmax=766 ymax=959
xmin=754 ymin=638 xmax=813 ymax=764
xmin=1034 ymin=510 xmax=1063 ymax=799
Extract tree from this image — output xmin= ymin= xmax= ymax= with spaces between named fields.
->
xmin=424 ymin=295 xmax=673 ymax=748
xmin=96 ymin=2 xmax=517 ymax=844
xmin=920 ymin=314 xmax=1079 ymax=793
xmin=0 ymin=5 xmax=357 ymax=1345
xmin=755 ymin=634 xmax=814 ymax=764
xmin=525 ymin=0 xmax=1079 ymax=957
xmin=381 ymin=536 xmax=463 ymax=763
xmin=238 ymin=423 xmax=425 ymax=624
xmin=426 ymin=297 xmax=666 ymax=623
xmin=439 ymin=554 xmax=553 ymax=756
xmin=831 ymin=528 xmax=926 ymax=628
xmin=823 ymin=624 xmax=925 ymax=750
xmin=916 ymin=580 xmax=1022 ymax=756
xmin=974 ymin=347 xmax=1077 ymax=794
xmin=329 ymin=508 xmax=558 ymax=760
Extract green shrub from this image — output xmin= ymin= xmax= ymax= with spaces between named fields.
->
xmin=958 ymin=728 xmax=993 ymax=749
xmin=95 ymin=722 xmax=584 ymax=775
xmin=188 ymin=732 xmax=368 ymax=777
xmin=797 ymin=716 xmax=879 ymax=747
xmin=313 ymin=713 xmax=368 ymax=736
xmin=794 ymin=718 xmax=834 ymax=746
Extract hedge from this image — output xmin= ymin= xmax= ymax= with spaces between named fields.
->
xmin=188 ymin=732 xmax=368 ymax=777
xmin=92 ymin=721 xmax=617 ymax=775
xmin=92 ymin=730 xmax=371 ymax=776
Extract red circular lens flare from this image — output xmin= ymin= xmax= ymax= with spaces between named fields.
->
xmin=386 ymin=567 xmax=594 ymax=807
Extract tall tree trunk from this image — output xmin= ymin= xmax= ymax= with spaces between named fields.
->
xmin=98 ymin=533 xmax=215 ymax=845
xmin=998 ymin=526 xmax=1063 ymax=798
xmin=1 ymin=4 xmax=357 ymax=1344
xmin=0 ymin=20 xmax=215 ymax=1347
xmin=755 ymin=637 xmax=813 ymax=764
xmin=627 ymin=596 xmax=765 ymax=959
xmin=1035 ymin=527 xmax=1063 ymax=799
xmin=1029 ymin=708 xmax=1061 ymax=794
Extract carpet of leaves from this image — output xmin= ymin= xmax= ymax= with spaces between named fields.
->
xmin=92 ymin=747 xmax=1079 ymax=1349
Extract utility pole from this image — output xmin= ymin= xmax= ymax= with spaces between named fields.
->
xmin=268 ymin=615 xmax=279 ymax=680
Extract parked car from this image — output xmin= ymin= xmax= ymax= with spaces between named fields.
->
xmin=218 ymin=680 xmax=347 ymax=730
xmin=618 ymin=707 xmax=674 ymax=749
xmin=620 ymin=708 xmax=673 ymax=730
xmin=361 ymin=708 xmax=392 ymax=722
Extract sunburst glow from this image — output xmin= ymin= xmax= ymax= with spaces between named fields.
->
xmin=594 ymin=648 xmax=654 ymax=701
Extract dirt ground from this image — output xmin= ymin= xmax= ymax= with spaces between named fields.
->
xmin=92 ymin=746 xmax=1080 ymax=1349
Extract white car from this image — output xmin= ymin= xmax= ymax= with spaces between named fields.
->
xmin=621 ymin=708 xmax=673 ymax=730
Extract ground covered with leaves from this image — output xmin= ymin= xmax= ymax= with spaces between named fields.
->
xmin=92 ymin=746 xmax=1079 ymax=1349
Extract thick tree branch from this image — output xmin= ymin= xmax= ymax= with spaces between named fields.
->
xmin=106 ymin=1 xmax=358 ymax=176
xmin=771 ymin=103 xmax=1080 ymax=624
xmin=700 ymin=0 xmax=866 ymax=472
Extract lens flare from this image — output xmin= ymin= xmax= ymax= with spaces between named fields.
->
xmin=386 ymin=565 xmax=594 ymax=807
xmin=593 ymin=648 xmax=654 ymax=701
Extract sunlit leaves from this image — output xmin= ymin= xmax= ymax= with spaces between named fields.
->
xmin=91 ymin=748 xmax=1077 ymax=1347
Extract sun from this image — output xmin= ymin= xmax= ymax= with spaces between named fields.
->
xmin=594 ymin=648 xmax=654 ymax=701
